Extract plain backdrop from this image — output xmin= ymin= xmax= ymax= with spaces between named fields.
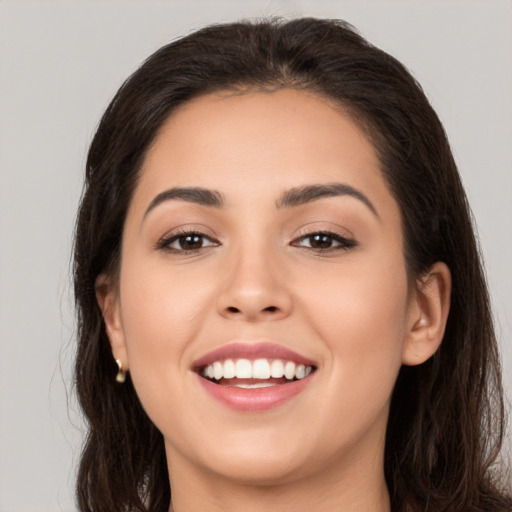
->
xmin=0 ymin=1 xmax=511 ymax=510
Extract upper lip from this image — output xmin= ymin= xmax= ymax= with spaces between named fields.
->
xmin=192 ymin=342 xmax=316 ymax=370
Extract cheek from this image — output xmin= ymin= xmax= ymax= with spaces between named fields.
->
xmin=116 ymin=264 xmax=220 ymax=441
xmin=117 ymin=259 xmax=216 ymax=392
xmin=299 ymin=256 xmax=409 ymax=403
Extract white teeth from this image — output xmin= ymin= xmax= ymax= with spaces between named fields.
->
xmin=295 ymin=364 xmax=306 ymax=379
xmin=223 ymin=359 xmax=236 ymax=379
xmin=213 ymin=361 xmax=223 ymax=380
xmin=270 ymin=359 xmax=285 ymax=378
xmin=235 ymin=359 xmax=252 ymax=379
xmin=201 ymin=358 xmax=313 ymax=382
xmin=252 ymin=359 xmax=271 ymax=379
xmin=284 ymin=361 xmax=296 ymax=380
xmin=230 ymin=382 xmax=276 ymax=389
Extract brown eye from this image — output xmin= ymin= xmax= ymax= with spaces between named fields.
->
xmin=293 ymin=232 xmax=357 ymax=252
xmin=158 ymin=231 xmax=219 ymax=252
xmin=309 ymin=234 xmax=335 ymax=249
xmin=178 ymin=234 xmax=204 ymax=250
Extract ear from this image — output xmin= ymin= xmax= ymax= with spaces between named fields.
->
xmin=95 ymin=273 xmax=129 ymax=370
xmin=402 ymin=262 xmax=451 ymax=366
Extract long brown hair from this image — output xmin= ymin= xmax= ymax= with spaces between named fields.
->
xmin=73 ymin=18 xmax=511 ymax=511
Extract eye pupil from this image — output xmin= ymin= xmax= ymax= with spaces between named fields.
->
xmin=180 ymin=234 xmax=203 ymax=249
xmin=310 ymin=234 xmax=332 ymax=249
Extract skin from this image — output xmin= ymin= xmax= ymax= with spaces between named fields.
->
xmin=97 ymin=89 xmax=451 ymax=512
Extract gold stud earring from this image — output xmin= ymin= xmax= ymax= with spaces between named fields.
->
xmin=115 ymin=359 xmax=126 ymax=383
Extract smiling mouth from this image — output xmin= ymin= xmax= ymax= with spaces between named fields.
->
xmin=197 ymin=358 xmax=316 ymax=389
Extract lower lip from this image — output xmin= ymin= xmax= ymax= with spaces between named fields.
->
xmin=196 ymin=374 xmax=313 ymax=411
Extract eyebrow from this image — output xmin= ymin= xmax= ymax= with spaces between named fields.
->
xmin=276 ymin=183 xmax=378 ymax=217
xmin=143 ymin=182 xmax=378 ymax=219
xmin=144 ymin=187 xmax=225 ymax=219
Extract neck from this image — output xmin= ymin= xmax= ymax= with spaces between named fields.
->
xmin=166 ymin=443 xmax=391 ymax=512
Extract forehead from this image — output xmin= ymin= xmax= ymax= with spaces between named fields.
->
xmin=130 ymin=89 xmax=399 ymax=225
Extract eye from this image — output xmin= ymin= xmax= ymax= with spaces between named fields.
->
xmin=157 ymin=231 xmax=219 ymax=252
xmin=292 ymin=231 xmax=356 ymax=252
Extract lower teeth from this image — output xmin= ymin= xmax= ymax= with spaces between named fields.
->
xmin=228 ymin=382 xmax=278 ymax=389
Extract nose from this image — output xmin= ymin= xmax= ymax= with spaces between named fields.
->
xmin=216 ymin=248 xmax=293 ymax=322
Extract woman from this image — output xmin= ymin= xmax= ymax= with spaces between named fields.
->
xmin=73 ymin=18 xmax=511 ymax=512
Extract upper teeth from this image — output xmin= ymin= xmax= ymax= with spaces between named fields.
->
xmin=201 ymin=358 xmax=313 ymax=381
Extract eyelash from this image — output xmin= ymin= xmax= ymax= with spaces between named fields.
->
xmin=156 ymin=228 xmax=220 ymax=253
xmin=292 ymin=231 xmax=357 ymax=253
xmin=156 ymin=229 xmax=357 ymax=254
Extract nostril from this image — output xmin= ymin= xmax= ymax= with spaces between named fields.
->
xmin=226 ymin=305 xmax=278 ymax=314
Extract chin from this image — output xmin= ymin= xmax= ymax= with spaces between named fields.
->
xmin=202 ymin=449 xmax=310 ymax=486
xmin=164 ymin=424 xmax=317 ymax=486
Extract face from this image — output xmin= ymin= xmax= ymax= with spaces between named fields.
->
xmin=101 ymin=89 xmax=441 ymax=487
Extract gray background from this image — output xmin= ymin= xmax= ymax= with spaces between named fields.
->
xmin=0 ymin=1 xmax=510 ymax=510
